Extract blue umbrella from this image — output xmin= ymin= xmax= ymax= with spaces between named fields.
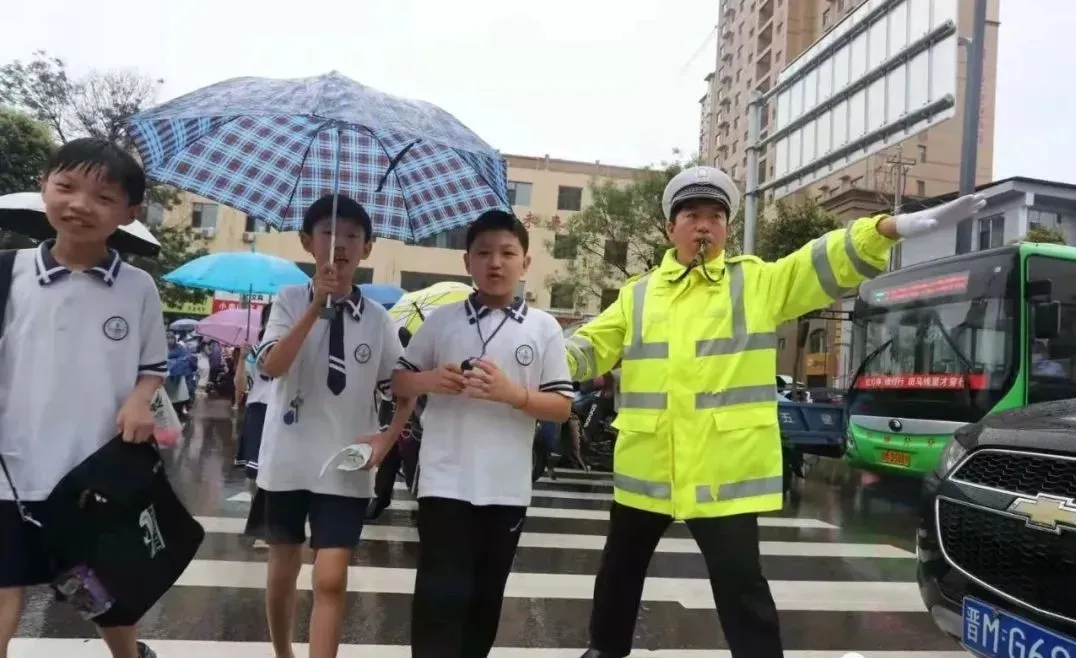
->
xmin=163 ymin=251 xmax=310 ymax=296
xmin=359 ymin=283 xmax=405 ymax=309
xmin=126 ymin=71 xmax=510 ymax=242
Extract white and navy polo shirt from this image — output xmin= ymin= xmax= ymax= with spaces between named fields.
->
xmin=244 ymin=351 xmax=273 ymax=406
xmin=254 ymin=284 xmax=402 ymax=498
xmin=0 ymin=242 xmax=168 ymax=502
xmin=396 ymin=293 xmax=573 ymax=506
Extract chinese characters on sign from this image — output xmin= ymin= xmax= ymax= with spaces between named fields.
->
xmin=211 ymin=291 xmax=272 ymax=314
xmin=871 ymin=272 xmax=970 ymax=304
xmin=854 ymin=373 xmax=988 ymax=390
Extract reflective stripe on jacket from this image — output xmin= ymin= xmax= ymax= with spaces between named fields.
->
xmin=565 ymin=216 xmax=896 ymax=520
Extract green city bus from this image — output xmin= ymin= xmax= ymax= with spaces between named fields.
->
xmin=844 ymin=241 xmax=1076 ymax=476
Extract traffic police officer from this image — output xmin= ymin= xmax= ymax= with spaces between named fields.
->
xmin=567 ymin=166 xmax=985 ymax=658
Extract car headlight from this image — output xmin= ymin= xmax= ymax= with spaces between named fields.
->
xmin=939 ymin=438 xmax=968 ymax=475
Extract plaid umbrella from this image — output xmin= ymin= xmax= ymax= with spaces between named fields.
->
xmin=125 ymin=71 xmax=510 ymax=241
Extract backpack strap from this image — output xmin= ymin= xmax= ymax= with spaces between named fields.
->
xmin=0 ymin=249 xmax=16 ymax=340
xmin=0 ymin=249 xmax=37 ymax=525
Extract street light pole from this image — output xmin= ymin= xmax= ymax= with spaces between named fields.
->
xmin=743 ymin=94 xmax=763 ymax=254
xmin=954 ymin=0 xmax=988 ymax=254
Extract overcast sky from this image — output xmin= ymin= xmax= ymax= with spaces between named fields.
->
xmin=0 ymin=0 xmax=1068 ymax=180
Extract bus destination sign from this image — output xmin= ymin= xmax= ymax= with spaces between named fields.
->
xmin=871 ymin=272 xmax=970 ymax=304
xmin=855 ymin=373 xmax=988 ymax=390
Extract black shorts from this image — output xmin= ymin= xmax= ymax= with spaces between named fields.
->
xmin=0 ymin=501 xmax=139 ymax=627
xmin=235 ymin=403 xmax=267 ymax=479
xmin=244 ymin=489 xmax=368 ymax=549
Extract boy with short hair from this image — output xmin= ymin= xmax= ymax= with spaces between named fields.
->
xmin=248 ymin=193 xmax=412 ymax=658
xmin=393 ymin=209 xmax=574 ymax=658
xmin=0 ymin=138 xmax=168 ymax=658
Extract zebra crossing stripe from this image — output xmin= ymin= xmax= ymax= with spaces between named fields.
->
xmin=168 ymin=560 xmax=925 ymax=611
xmin=5 ymin=639 xmax=972 ymax=657
xmin=194 ymin=515 xmax=910 ymax=558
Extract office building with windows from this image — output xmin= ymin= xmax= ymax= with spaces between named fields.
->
xmin=699 ymin=0 xmax=999 ymax=207
xmin=153 ymin=154 xmax=643 ymax=314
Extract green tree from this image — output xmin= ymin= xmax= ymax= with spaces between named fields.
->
xmin=0 ymin=50 xmax=179 ymax=209
xmin=0 ymin=107 xmax=54 ymax=194
xmin=0 ymin=108 xmax=54 ymax=249
xmin=754 ymin=197 xmax=842 ymax=262
xmin=1018 ymin=223 xmax=1067 ymax=245
xmin=544 ymin=157 xmax=744 ymax=308
xmin=126 ymin=223 xmax=210 ymax=309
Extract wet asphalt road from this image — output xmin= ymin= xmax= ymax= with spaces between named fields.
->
xmin=10 ymin=399 xmax=969 ymax=657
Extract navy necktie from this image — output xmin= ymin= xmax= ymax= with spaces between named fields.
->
xmin=327 ymin=305 xmax=347 ymax=395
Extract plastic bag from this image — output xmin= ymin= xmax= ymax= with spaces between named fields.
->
xmin=150 ymin=388 xmax=183 ymax=448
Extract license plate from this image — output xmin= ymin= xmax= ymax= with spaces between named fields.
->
xmin=963 ymin=596 xmax=1076 ymax=658
xmin=880 ymin=449 xmax=911 ymax=466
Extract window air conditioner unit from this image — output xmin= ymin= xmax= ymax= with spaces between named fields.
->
xmin=200 ymin=227 xmax=216 ymax=238
xmin=524 ymin=291 xmax=537 ymax=302
xmin=242 ymin=232 xmax=255 ymax=243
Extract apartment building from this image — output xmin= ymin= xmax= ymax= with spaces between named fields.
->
xmin=699 ymin=0 xmax=999 ymax=207
xmin=155 ymin=154 xmax=643 ymax=314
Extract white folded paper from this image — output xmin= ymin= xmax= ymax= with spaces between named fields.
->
xmin=319 ymin=443 xmax=373 ymax=478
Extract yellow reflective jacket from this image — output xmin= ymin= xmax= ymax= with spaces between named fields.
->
xmin=566 ymin=216 xmax=897 ymax=520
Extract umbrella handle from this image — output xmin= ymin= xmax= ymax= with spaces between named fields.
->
xmin=319 ymin=127 xmax=344 ymax=320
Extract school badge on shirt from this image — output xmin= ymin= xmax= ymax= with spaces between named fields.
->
xmin=354 ymin=343 xmax=372 ymax=363
xmin=515 ymin=344 xmax=535 ymax=366
xmin=102 ymin=316 xmax=129 ymax=341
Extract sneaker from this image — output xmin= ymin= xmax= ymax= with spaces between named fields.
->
xmin=137 ymin=641 xmax=157 ymax=658
xmin=251 ymin=538 xmax=269 ymax=549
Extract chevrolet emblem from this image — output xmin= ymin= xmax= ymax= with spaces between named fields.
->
xmin=1007 ymin=493 xmax=1076 ymax=533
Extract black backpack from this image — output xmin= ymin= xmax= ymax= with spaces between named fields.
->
xmin=0 ymin=249 xmax=204 ymax=623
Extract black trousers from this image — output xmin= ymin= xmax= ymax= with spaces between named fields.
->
xmin=588 ymin=502 xmax=783 ymax=658
xmin=411 ymin=497 xmax=526 ymax=658
xmin=373 ymin=442 xmax=403 ymax=505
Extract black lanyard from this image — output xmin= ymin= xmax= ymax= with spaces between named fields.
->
xmin=461 ymin=311 xmax=512 ymax=371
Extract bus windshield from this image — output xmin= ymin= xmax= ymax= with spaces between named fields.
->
xmin=849 ymin=251 xmax=1019 ymax=424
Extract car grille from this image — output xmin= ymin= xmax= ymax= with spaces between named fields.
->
xmin=938 ymin=498 xmax=1076 ymax=621
xmin=953 ymin=450 xmax=1076 ymax=499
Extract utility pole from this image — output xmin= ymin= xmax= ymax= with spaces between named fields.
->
xmin=954 ymin=0 xmax=988 ymax=254
xmin=743 ymin=94 xmax=763 ymax=254
xmin=885 ymin=148 xmax=916 ymax=271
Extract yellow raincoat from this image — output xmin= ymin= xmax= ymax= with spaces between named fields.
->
xmin=565 ymin=216 xmax=897 ymax=519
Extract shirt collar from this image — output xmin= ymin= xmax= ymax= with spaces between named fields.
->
xmin=35 ymin=239 xmax=122 ymax=287
xmin=465 ymin=292 xmax=528 ymax=325
xmin=308 ymin=285 xmax=365 ymax=320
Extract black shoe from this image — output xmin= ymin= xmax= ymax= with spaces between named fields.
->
xmin=579 ymin=650 xmax=620 ymax=658
xmin=137 ymin=642 xmax=157 ymax=658
xmin=366 ymin=498 xmax=390 ymax=520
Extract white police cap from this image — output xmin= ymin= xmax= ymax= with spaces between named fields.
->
xmin=661 ymin=166 xmax=741 ymax=221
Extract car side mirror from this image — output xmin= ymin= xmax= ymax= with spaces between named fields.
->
xmin=1033 ymin=301 xmax=1061 ymax=339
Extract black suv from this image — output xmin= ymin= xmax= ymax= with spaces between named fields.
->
xmin=918 ymin=399 xmax=1076 ymax=657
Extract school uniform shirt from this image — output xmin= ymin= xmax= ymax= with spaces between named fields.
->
xmin=244 ymin=352 xmax=273 ymax=406
xmin=0 ymin=243 xmax=168 ymax=501
xmin=396 ymin=294 xmax=574 ymax=506
xmin=254 ymin=284 xmax=402 ymax=498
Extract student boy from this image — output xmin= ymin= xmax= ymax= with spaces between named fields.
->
xmin=249 ymin=194 xmax=412 ymax=658
xmin=0 ymin=138 xmax=168 ymax=658
xmin=393 ymin=209 xmax=573 ymax=658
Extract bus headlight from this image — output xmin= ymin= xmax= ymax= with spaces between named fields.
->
xmin=939 ymin=439 xmax=967 ymax=476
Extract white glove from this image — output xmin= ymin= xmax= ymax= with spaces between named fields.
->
xmin=892 ymin=194 xmax=987 ymax=239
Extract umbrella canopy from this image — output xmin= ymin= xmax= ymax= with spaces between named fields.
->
xmin=126 ymin=71 xmax=510 ymax=241
xmin=359 ymin=283 xmax=405 ymax=309
xmin=195 ymin=308 xmax=261 ymax=347
xmin=163 ymin=251 xmax=309 ymax=295
xmin=169 ymin=318 xmax=198 ymax=332
xmin=0 ymin=192 xmax=162 ymax=257
xmin=389 ymin=281 xmax=473 ymax=333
